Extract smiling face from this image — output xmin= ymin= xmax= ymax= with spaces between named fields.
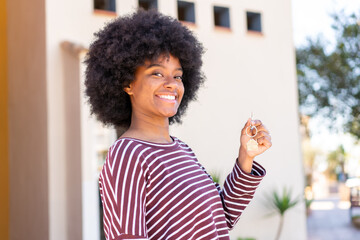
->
xmin=124 ymin=54 xmax=185 ymax=123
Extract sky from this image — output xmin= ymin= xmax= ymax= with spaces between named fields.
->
xmin=292 ymin=0 xmax=360 ymax=47
xmin=291 ymin=0 xmax=360 ymax=175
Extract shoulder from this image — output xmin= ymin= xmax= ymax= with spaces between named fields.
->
xmin=105 ymin=138 xmax=155 ymax=168
xmin=100 ymin=138 xmax=157 ymax=182
xmin=171 ymin=136 xmax=192 ymax=150
xmin=110 ymin=137 xmax=159 ymax=155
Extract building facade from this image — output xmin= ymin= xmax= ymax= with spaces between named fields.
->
xmin=3 ymin=0 xmax=306 ymax=239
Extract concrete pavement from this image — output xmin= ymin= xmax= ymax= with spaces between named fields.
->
xmin=307 ymin=197 xmax=360 ymax=240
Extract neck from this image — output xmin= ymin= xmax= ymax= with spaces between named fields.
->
xmin=122 ymin=112 xmax=172 ymax=143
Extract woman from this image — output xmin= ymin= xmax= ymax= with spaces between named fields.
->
xmin=85 ymin=10 xmax=271 ymax=240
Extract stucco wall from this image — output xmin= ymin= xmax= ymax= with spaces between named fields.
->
xmin=0 ymin=0 xmax=9 ymax=238
xmin=7 ymin=0 xmax=49 ymax=239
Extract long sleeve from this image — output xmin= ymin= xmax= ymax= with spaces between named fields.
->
xmin=99 ymin=139 xmax=150 ymax=240
xmin=219 ymin=160 xmax=266 ymax=229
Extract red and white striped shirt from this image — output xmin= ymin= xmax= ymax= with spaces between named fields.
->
xmin=99 ymin=137 xmax=266 ymax=240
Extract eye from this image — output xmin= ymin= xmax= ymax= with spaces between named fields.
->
xmin=152 ymin=72 xmax=163 ymax=78
xmin=174 ymin=75 xmax=183 ymax=81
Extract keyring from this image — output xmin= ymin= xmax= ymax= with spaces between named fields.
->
xmin=245 ymin=125 xmax=258 ymax=138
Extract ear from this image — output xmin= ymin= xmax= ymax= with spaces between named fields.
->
xmin=123 ymin=84 xmax=133 ymax=95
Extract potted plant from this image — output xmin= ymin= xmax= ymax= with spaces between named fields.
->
xmin=265 ymin=187 xmax=300 ymax=240
xmin=352 ymin=215 xmax=360 ymax=228
xmin=305 ymin=197 xmax=313 ymax=216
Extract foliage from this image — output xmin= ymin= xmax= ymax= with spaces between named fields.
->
xmin=296 ymin=11 xmax=360 ymax=139
xmin=305 ymin=197 xmax=313 ymax=217
xmin=352 ymin=215 xmax=360 ymax=228
xmin=326 ymin=145 xmax=347 ymax=180
xmin=210 ymin=171 xmax=221 ymax=185
xmin=267 ymin=187 xmax=300 ymax=216
xmin=305 ymin=197 xmax=313 ymax=209
xmin=265 ymin=187 xmax=300 ymax=240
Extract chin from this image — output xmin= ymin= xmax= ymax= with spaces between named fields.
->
xmin=161 ymin=109 xmax=178 ymax=118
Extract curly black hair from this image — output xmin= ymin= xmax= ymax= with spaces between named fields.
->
xmin=84 ymin=10 xmax=205 ymax=128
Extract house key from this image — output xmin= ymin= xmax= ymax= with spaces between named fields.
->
xmin=246 ymin=113 xmax=258 ymax=151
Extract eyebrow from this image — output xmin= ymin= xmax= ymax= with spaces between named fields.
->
xmin=146 ymin=63 xmax=183 ymax=72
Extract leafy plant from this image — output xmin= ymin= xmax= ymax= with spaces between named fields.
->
xmin=296 ymin=11 xmax=360 ymax=139
xmin=305 ymin=197 xmax=313 ymax=209
xmin=210 ymin=171 xmax=221 ymax=185
xmin=351 ymin=215 xmax=360 ymax=229
xmin=304 ymin=197 xmax=313 ymax=216
xmin=265 ymin=187 xmax=300 ymax=240
xmin=326 ymin=145 xmax=347 ymax=181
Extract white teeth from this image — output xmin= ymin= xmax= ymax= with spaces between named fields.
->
xmin=158 ymin=95 xmax=175 ymax=100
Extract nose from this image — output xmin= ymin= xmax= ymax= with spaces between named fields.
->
xmin=163 ymin=75 xmax=182 ymax=90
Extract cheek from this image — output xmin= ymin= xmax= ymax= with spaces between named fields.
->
xmin=132 ymin=83 xmax=150 ymax=98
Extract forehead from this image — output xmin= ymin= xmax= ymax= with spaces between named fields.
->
xmin=146 ymin=53 xmax=181 ymax=66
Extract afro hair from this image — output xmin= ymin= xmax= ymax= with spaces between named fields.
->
xmin=84 ymin=9 xmax=205 ymax=128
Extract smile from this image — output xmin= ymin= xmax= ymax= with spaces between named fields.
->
xmin=157 ymin=95 xmax=176 ymax=100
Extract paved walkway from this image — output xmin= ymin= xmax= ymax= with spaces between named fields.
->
xmin=307 ymin=197 xmax=360 ymax=240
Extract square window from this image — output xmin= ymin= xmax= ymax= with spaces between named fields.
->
xmin=214 ymin=6 xmax=230 ymax=28
xmin=139 ymin=0 xmax=158 ymax=10
xmin=94 ymin=0 xmax=116 ymax=12
xmin=177 ymin=1 xmax=196 ymax=23
xmin=247 ymin=12 xmax=262 ymax=32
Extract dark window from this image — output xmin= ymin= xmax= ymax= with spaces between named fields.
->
xmin=177 ymin=1 xmax=195 ymax=23
xmin=139 ymin=0 xmax=158 ymax=10
xmin=247 ymin=12 xmax=262 ymax=32
xmin=94 ymin=0 xmax=116 ymax=12
xmin=214 ymin=6 xmax=230 ymax=28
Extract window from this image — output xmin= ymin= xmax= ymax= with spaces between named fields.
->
xmin=139 ymin=0 xmax=158 ymax=10
xmin=94 ymin=0 xmax=116 ymax=12
xmin=247 ymin=12 xmax=262 ymax=32
xmin=177 ymin=1 xmax=195 ymax=23
xmin=213 ymin=6 xmax=230 ymax=28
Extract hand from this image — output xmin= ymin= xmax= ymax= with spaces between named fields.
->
xmin=238 ymin=118 xmax=272 ymax=173
xmin=241 ymin=118 xmax=272 ymax=158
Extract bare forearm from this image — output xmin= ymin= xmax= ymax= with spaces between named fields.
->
xmin=238 ymin=146 xmax=254 ymax=174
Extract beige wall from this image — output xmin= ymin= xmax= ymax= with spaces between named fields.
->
xmin=7 ymin=0 xmax=49 ymax=239
xmin=5 ymin=0 xmax=306 ymax=239
xmin=62 ymin=48 xmax=83 ymax=240
xmin=0 ymin=0 xmax=9 ymax=238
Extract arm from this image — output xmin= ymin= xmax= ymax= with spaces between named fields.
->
xmin=219 ymin=160 xmax=266 ymax=229
xmin=218 ymin=118 xmax=271 ymax=229
xmin=99 ymin=140 xmax=150 ymax=240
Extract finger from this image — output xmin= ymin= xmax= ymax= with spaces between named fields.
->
xmin=254 ymin=131 xmax=270 ymax=141
xmin=245 ymin=118 xmax=251 ymax=127
xmin=252 ymin=120 xmax=269 ymax=131
xmin=241 ymin=118 xmax=252 ymax=135
xmin=257 ymin=136 xmax=272 ymax=148
xmin=252 ymin=119 xmax=262 ymax=127
xmin=251 ymin=120 xmax=268 ymax=133
xmin=256 ymin=129 xmax=271 ymax=139
xmin=253 ymin=122 xmax=270 ymax=134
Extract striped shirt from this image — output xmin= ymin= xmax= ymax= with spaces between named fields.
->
xmin=99 ymin=136 xmax=266 ymax=240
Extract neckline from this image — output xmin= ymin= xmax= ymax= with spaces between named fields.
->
xmin=117 ymin=136 xmax=178 ymax=149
